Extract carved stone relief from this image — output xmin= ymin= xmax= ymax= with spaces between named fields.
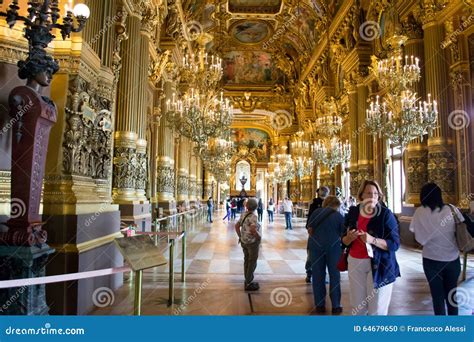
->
xmin=113 ymin=147 xmax=137 ymax=189
xmin=156 ymin=164 xmax=175 ymax=194
xmin=135 ymin=152 xmax=148 ymax=191
xmin=177 ymin=175 xmax=189 ymax=195
xmin=63 ymin=76 xmax=113 ymax=180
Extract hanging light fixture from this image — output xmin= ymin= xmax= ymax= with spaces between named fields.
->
xmin=166 ymin=88 xmax=233 ymax=147
xmin=313 ymin=137 xmax=351 ymax=173
xmin=365 ymin=35 xmax=438 ymax=147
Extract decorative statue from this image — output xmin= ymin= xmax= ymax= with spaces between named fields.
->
xmin=0 ymin=48 xmax=59 ymax=246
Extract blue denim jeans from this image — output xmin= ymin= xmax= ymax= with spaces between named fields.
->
xmin=284 ymin=212 xmax=292 ymax=229
xmin=267 ymin=210 xmax=274 ymax=222
xmin=308 ymin=239 xmax=342 ymax=308
xmin=207 ymin=208 xmax=213 ymax=222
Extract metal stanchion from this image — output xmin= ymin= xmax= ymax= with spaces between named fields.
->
xmin=152 ymin=218 xmax=158 ymax=246
xmin=168 ymin=238 xmax=175 ymax=306
xmin=134 ymin=270 xmax=143 ymax=315
xmin=181 ymin=229 xmax=186 ymax=282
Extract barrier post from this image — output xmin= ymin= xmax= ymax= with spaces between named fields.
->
xmin=168 ymin=239 xmax=175 ymax=306
xmin=181 ymin=229 xmax=186 ymax=282
xmin=133 ymin=270 xmax=143 ymax=315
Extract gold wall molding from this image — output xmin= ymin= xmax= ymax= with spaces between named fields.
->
xmin=50 ymin=232 xmax=123 ymax=254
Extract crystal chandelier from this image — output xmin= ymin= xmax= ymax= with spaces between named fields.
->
xmin=181 ymin=48 xmax=223 ymax=91
xmin=290 ymin=131 xmax=313 ymax=178
xmin=313 ymin=137 xmax=351 ymax=173
xmin=166 ymin=89 xmax=233 ymax=147
xmin=365 ymin=35 xmax=438 ymax=147
xmin=272 ymin=147 xmax=295 ymax=184
xmin=313 ymin=98 xmax=343 ymax=138
xmin=199 ymin=134 xmax=234 ymax=166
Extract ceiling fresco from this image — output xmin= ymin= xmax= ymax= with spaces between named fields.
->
xmin=230 ymin=20 xmax=272 ymax=44
xmin=223 ymin=50 xmax=284 ymax=85
xmin=178 ymin=0 xmax=336 ymax=128
xmin=228 ymin=0 xmax=283 ymax=14
xmin=232 ymin=128 xmax=271 ymax=162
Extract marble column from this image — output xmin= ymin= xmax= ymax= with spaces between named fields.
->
xmin=445 ymin=17 xmax=473 ymax=208
xmin=404 ymin=32 xmax=428 ymax=205
xmin=356 ymin=82 xmax=374 ymax=183
xmin=113 ymin=15 xmax=141 ymax=203
xmin=204 ymin=170 xmax=214 ymax=200
xmin=197 ymin=158 xmax=204 ymax=201
xmin=423 ymin=19 xmax=456 ymax=203
xmin=112 ymin=14 xmax=151 ymax=230
xmin=134 ymin=28 xmax=151 ymax=202
xmin=188 ymin=151 xmax=198 ymax=203
xmin=347 ymin=82 xmax=360 ymax=195
xmin=177 ymin=137 xmax=190 ymax=203
xmin=156 ymin=80 xmax=176 ymax=212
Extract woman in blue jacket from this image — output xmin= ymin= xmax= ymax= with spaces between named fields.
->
xmin=342 ymin=180 xmax=400 ymax=315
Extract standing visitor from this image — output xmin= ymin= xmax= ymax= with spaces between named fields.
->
xmin=267 ymin=198 xmax=275 ymax=223
xmin=257 ymin=198 xmax=264 ymax=222
xmin=207 ymin=197 xmax=214 ymax=223
xmin=283 ymin=197 xmax=294 ymax=230
xmin=231 ymin=198 xmax=237 ymax=220
xmin=410 ymin=183 xmax=464 ymax=315
xmin=222 ymin=198 xmax=231 ymax=222
xmin=342 ymin=180 xmax=400 ymax=315
xmin=307 ymin=196 xmax=345 ymax=314
xmin=234 ymin=198 xmax=261 ymax=291
xmin=305 ymin=186 xmax=329 ymax=282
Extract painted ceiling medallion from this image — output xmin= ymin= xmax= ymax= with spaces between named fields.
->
xmin=228 ymin=0 xmax=282 ymax=14
xmin=230 ymin=20 xmax=271 ymax=44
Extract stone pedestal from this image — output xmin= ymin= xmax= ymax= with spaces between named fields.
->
xmin=0 ymin=244 xmax=54 ymax=315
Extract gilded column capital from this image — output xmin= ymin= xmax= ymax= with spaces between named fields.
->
xmin=401 ymin=14 xmax=423 ymax=40
xmin=419 ymin=0 xmax=446 ymax=27
xmin=140 ymin=0 xmax=162 ymax=39
xmin=149 ymin=50 xmax=172 ymax=87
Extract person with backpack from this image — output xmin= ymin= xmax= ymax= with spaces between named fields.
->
xmin=409 ymin=183 xmax=465 ymax=315
xmin=305 ymin=186 xmax=329 ymax=282
xmin=307 ymin=196 xmax=345 ymax=315
xmin=234 ymin=198 xmax=261 ymax=291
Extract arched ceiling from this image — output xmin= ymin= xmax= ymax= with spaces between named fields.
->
xmin=178 ymin=0 xmax=345 ymax=134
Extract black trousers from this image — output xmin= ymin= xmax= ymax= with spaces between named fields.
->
xmin=422 ymin=257 xmax=461 ymax=315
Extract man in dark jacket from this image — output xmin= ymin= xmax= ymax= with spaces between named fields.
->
xmin=305 ymin=186 xmax=330 ymax=283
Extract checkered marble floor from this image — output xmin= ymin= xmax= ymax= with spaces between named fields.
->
xmin=90 ymin=210 xmax=474 ymax=316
